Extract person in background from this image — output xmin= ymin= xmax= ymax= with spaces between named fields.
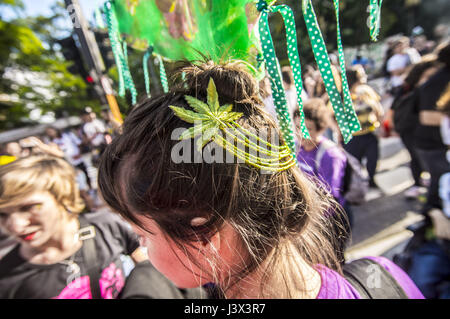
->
xmin=391 ymin=55 xmax=441 ymax=200
xmin=380 ymin=38 xmax=396 ymax=80
xmin=260 ymin=76 xmax=278 ymax=123
xmin=411 ymin=26 xmax=435 ymax=56
xmin=100 ymin=107 xmax=122 ymax=143
xmin=302 ymin=65 xmax=317 ymax=99
xmin=434 ymin=25 xmax=450 ymax=46
xmin=281 ymin=65 xmax=308 ymax=124
xmin=293 ymin=99 xmax=351 ymax=262
xmin=344 ymin=65 xmax=384 ymax=189
xmin=0 ymin=156 xmax=149 ymax=298
xmin=294 ymin=99 xmax=347 ymax=209
xmin=387 ymin=37 xmax=420 ymax=96
xmin=80 ymin=107 xmax=107 ymax=167
xmin=312 ymin=65 xmax=342 ymax=105
xmin=18 ymin=136 xmax=64 ymax=158
xmin=352 ymin=52 xmax=370 ymax=69
xmin=437 ymin=84 xmax=450 ymax=218
xmin=414 ymin=41 xmax=450 ymax=214
xmin=23 ymin=131 xmax=97 ymax=211
xmin=0 ymin=142 xmax=22 ymax=165
xmin=407 ymin=85 xmax=450 ymax=299
xmin=45 ymin=126 xmax=92 ymax=191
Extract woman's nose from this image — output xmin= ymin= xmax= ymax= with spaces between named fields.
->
xmin=6 ymin=213 xmax=30 ymax=234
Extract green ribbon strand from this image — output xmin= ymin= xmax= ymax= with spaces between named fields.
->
xmin=143 ymin=47 xmax=153 ymax=98
xmin=104 ymin=1 xmax=137 ymax=105
xmin=270 ymin=4 xmax=309 ymax=141
xmin=122 ymin=39 xmax=128 ymax=64
xmin=333 ymin=0 xmax=361 ymax=135
xmin=302 ymin=0 xmax=359 ymax=143
xmin=369 ymin=0 xmax=383 ymax=41
xmin=156 ymin=54 xmax=169 ymax=93
xmin=104 ymin=1 xmax=125 ymax=96
xmin=257 ymin=1 xmax=298 ymax=157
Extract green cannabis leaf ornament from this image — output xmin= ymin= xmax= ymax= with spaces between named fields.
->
xmin=169 ymin=78 xmax=296 ymax=172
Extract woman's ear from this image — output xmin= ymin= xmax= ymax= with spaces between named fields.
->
xmin=190 ymin=217 xmax=208 ymax=227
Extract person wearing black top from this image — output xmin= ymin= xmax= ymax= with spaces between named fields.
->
xmin=414 ymin=42 xmax=450 ymax=213
xmin=391 ymin=55 xmax=440 ymax=199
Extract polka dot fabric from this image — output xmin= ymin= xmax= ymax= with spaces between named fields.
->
xmin=302 ymin=0 xmax=360 ymax=143
xmin=272 ymin=5 xmax=309 ymax=141
xmin=333 ymin=0 xmax=361 ymax=139
xmin=258 ymin=6 xmax=298 ymax=156
xmin=369 ymin=0 xmax=383 ymax=41
xmin=104 ymin=1 xmax=137 ymax=105
xmin=256 ymin=0 xmax=378 ymax=146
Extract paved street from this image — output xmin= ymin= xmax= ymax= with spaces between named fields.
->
xmin=346 ymin=136 xmax=426 ymax=260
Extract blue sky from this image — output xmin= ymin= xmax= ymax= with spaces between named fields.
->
xmin=2 ymin=0 xmax=103 ymax=21
xmin=24 ymin=0 xmax=102 ymax=18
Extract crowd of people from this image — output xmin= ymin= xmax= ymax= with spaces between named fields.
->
xmin=0 ymin=28 xmax=449 ymax=299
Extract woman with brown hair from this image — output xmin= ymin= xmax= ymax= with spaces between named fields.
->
xmin=406 ymin=84 xmax=450 ymax=299
xmin=97 ymin=60 xmax=423 ymax=299
xmin=391 ymin=54 xmax=441 ymax=199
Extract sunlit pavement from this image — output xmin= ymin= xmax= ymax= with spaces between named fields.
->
xmin=346 ymin=136 xmax=426 ymax=260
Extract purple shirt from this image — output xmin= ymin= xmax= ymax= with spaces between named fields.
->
xmin=297 ymin=137 xmax=347 ymax=205
xmin=316 ymin=256 xmax=425 ymax=299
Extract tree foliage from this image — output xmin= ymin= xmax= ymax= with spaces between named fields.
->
xmin=0 ymin=0 xmax=101 ymax=131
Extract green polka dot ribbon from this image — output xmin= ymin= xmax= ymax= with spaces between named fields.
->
xmin=302 ymin=0 xmax=360 ymax=143
xmin=257 ymin=2 xmax=299 ymax=157
xmin=369 ymin=0 xmax=383 ymax=41
xmin=122 ymin=39 xmax=128 ymax=64
xmin=104 ymin=1 xmax=137 ymax=105
xmin=272 ymin=5 xmax=309 ymax=141
xmin=143 ymin=46 xmax=153 ymax=98
xmin=332 ymin=0 xmax=361 ymax=137
xmin=105 ymin=1 xmax=124 ymax=97
xmin=156 ymin=54 xmax=169 ymax=93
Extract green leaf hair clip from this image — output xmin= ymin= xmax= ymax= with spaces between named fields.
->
xmin=169 ymin=78 xmax=296 ymax=172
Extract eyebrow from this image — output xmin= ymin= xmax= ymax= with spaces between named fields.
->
xmin=1 ymin=202 xmax=43 ymax=213
xmin=20 ymin=201 xmax=43 ymax=207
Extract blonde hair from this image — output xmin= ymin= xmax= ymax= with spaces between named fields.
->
xmin=352 ymin=84 xmax=384 ymax=116
xmin=0 ymin=155 xmax=85 ymax=213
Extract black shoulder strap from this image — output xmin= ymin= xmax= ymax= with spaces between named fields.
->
xmin=343 ymin=258 xmax=409 ymax=299
xmin=0 ymin=244 xmax=23 ymax=279
xmin=78 ymin=215 xmax=102 ymax=299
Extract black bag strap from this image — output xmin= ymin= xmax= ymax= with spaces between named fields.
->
xmin=78 ymin=215 xmax=102 ymax=299
xmin=343 ymin=258 xmax=409 ymax=299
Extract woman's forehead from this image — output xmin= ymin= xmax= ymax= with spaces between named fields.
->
xmin=0 ymin=191 xmax=51 ymax=211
